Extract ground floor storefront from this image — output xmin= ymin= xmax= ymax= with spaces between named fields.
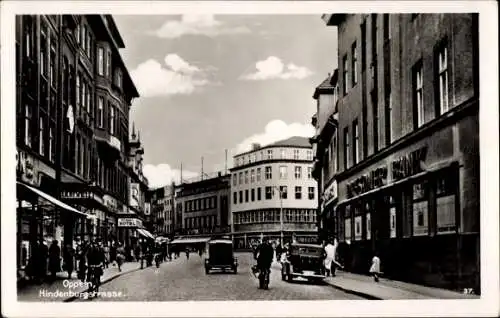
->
xmin=232 ymin=231 xmax=319 ymax=250
xmin=333 ymin=104 xmax=479 ymax=293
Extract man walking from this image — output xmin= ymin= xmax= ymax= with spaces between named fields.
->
xmin=48 ymin=240 xmax=61 ymax=282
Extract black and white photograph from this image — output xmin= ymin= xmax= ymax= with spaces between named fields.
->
xmin=1 ymin=1 xmax=498 ymax=317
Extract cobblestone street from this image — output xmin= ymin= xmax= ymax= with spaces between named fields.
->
xmin=74 ymin=252 xmax=364 ymax=301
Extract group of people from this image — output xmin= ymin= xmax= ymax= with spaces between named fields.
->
xmin=25 ymin=239 xmax=66 ymax=283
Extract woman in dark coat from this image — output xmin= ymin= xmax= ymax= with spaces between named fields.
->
xmin=63 ymin=244 xmax=75 ymax=279
xmin=48 ymin=240 xmax=61 ymax=281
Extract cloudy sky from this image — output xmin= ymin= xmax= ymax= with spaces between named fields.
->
xmin=113 ymin=14 xmax=338 ymax=188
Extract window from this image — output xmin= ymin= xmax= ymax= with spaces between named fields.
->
xmin=413 ymin=181 xmax=429 ymax=236
xmin=294 ymin=166 xmax=302 ymax=179
xmin=353 ymin=120 xmax=359 ymax=164
xmin=265 ymin=187 xmax=273 ymax=200
xmin=40 ymin=26 xmax=47 ymax=77
xmin=106 ymin=51 xmax=111 ymax=78
xmin=81 ymin=25 xmax=86 ymax=52
xmin=110 ymin=106 xmax=115 ymax=134
xmin=293 ymin=149 xmax=299 ymax=159
xmin=373 ymin=91 xmax=379 ymax=152
xmin=24 ymin=105 xmax=32 ymax=146
xmin=352 ymin=42 xmax=358 ymax=86
xmin=280 ymin=149 xmax=286 ymax=159
xmin=436 ymin=171 xmax=456 ymax=234
xmin=361 ymin=21 xmax=367 ymax=70
xmin=76 ymin=75 xmax=81 ymax=108
xmin=48 ymin=127 xmax=54 ymax=162
xmin=437 ymin=43 xmax=449 ymax=114
xmin=344 ymin=127 xmax=350 ymax=169
xmin=342 ymin=55 xmax=349 ymax=95
xmin=267 ymin=149 xmax=273 ymax=159
xmin=245 ymin=171 xmax=249 ymax=184
xmin=389 ymin=206 xmax=396 ymax=238
xmin=38 ymin=117 xmax=45 ymax=155
xmin=366 ymin=213 xmax=372 ymax=239
xmin=295 ymin=186 xmax=302 ymax=200
xmin=354 ymin=216 xmax=362 ymax=240
xmin=256 ymin=168 xmax=261 ymax=181
xmin=250 ymin=169 xmax=255 ymax=183
xmin=265 ymin=166 xmax=272 ymax=180
xmin=308 ymin=187 xmax=315 ymax=200
xmin=86 ymin=31 xmax=91 ymax=57
xmin=245 ymin=190 xmax=249 ymax=202
xmin=98 ymin=47 xmax=104 ymax=75
xmin=386 ymin=91 xmax=393 ymax=145
xmin=344 ymin=207 xmax=352 ymax=241
xmin=279 ymin=166 xmax=287 ymax=179
xmin=257 ymin=187 xmax=262 ymax=201
xmin=251 ymin=189 xmax=255 ymax=201
xmin=233 ymin=174 xmax=237 ymax=186
xmin=239 ymin=172 xmax=243 ymax=185
xmin=50 ymin=41 xmax=56 ymax=87
xmin=413 ymin=60 xmax=424 ymax=128
xmin=239 ymin=191 xmax=243 ymax=203
xmin=279 ymin=186 xmax=288 ymax=199
xmin=116 ymin=69 xmax=123 ymax=88
xmin=307 ymin=150 xmax=313 ymax=160
xmin=307 ymin=166 xmax=312 ymax=179
xmin=76 ymin=24 xmax=80 ymax=44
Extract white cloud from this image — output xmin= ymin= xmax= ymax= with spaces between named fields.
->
xmin=241 ymin=56 xmax=313 ymax=81
xmin=143 ymin=163 xmax=199 ymax=189
xmin=234 ymin=120 xmax=315 ymax=154
xmin=130 ymin=54 xmax=212 ymax=97
xmin=153 ymin=14 xmax=250 ymax=39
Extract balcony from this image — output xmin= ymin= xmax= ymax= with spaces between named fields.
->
xmin=94 ymin=128 xmax=121 ymax=160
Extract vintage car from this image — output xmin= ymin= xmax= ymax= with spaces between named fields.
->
xmin=204 ymin=239 xmax=238 ymax=274
xmin=281 ymin=243 xmax=326 ymax=283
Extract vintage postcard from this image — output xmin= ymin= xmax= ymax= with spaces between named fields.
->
xmin=1 ymin=1 xmax=498 ymax=317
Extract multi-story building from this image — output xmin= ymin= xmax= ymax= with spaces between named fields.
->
xmin=322 ymin=13 xmax=479 ymax=292
xmin=15 ymin=15 xmax=144 ymax=271
xmin=230 ymin=137 xmax=318 ymax=249
xmin=174 ymin=172 xmax=231 ymax=240
xmin=149 ymin=184 xmax=175 ymax=237
xmin=310 ymin=71 xmax=340 ymax=242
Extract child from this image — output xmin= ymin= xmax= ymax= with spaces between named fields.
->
xmin=369 ymin=254 xmax=381 ymax=282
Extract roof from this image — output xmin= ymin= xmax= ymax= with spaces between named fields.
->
xmin=266 ymin=136 xmax=312 ymax=148
xmin=313 ymin=72 xmax=336 ymax=99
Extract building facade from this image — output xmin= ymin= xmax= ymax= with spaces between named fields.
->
xmin=149 ymin=184 xmax=175 ymax=237
xmin=323 ymin=13 xmax=479 ymax=292
xmin=230 ymin=137 xmax=318 ymax=249
xmin=16 ymin=15 xmax=146 ymax=272
xmin=311 ymin=71 xmax=340 ymax=243
xmin=174 ymin=173 xmax=231 ymax=239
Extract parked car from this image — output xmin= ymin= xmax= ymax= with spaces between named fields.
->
xmin=204 ymin=239 xmax=238 ymax=274
xmin=281 ymin=243 xmax=326 ymax=283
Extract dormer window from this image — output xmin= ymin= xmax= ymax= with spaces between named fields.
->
xmin=115 ymin=69 xmax=123 ymax=88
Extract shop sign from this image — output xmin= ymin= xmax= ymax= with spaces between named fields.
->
xmin=346 ymin=166 xmax=388 ymax=198
xmin=391 ymin=146 xmax=428 ymax=181
xmin=17 ymin=151 xmax=36 ymax=185
xmin=118 ymin=218 xmax=143 ymax=228
xmin=61 ymin=191 xmax=104 ymax=204
xmin=144 ymin=202 xmax=151 ymax=216
xmin=322 ymin=180 xmax=338 ymax=208
xmin=129 ymin=183 xmax=140 ymax=207
xmin=103 ymin=195 xmax=119 ymax=213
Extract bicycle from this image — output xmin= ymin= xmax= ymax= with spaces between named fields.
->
xmin=88 ymin=264 xmax=103 ymax=296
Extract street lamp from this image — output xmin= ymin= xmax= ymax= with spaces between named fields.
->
xmin=272 ymin=186 xmax=284 ymax=247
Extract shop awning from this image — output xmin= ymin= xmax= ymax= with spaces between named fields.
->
xmin=17 ymin=182 xmax=92 ymax=218
xmin=137 ymin=228 xmax=154 ymax=239
xmin=170 ymin=237 xmax=211 ymax=244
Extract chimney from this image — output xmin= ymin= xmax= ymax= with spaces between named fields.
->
xmin=252 ymin=143 xmax=261 ymax=150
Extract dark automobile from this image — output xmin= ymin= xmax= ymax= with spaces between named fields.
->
xmin=281 ymin=243 xmax=326 ymax=283
xmin=204 ymin=239 xmax=238 ymax=274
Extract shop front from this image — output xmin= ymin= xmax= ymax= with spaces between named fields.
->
xmin=320 ymin=180 xmax=338 ymax=242
xmin=335 ymin=119 xmax=479 ymax=292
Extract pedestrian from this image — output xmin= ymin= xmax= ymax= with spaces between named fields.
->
xmin=110 ymin=242 xmax=117 ymax=266
xmin=63 ymin=243 xmax=75 ymax=279
xmin=185 ymin=248 xmax=190 ymax=260
xmin=38 ymin=239 xmax=49 ymax=283
xmin=323 ymin=238 xmax=340 ymax=277
xmin=103 ymin=243 xmax=110 ymax=269
xmin=77 ymin=241 xmax=88 ymax=282
xmin=116 ymin=243 xmax=125 ymax=272
xmin=369 ymin=253 xmax=381 ymax=282
xmin=134 ymin=244 xmax=141 ymax=263
xmin=48 ymin=240 xmax=61 ymax=282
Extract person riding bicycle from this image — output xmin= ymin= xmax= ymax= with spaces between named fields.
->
xmin=253 ymin=236 xmax=274 ymax=289
xmin=86 ymin=240 xmax=105 ymax=288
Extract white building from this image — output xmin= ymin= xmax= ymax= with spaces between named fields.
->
xmin=230 ymin=136 xmax=318 ymax=249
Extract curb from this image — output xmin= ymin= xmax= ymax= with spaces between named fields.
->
xmin=63 ymin=267 xmax=142 ymax=302
xmin=324 ymin=280 xmax=383 ymax=300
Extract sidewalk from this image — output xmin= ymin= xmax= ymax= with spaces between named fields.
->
xmin=324 ymin=270 xmax=480 ymax=300
xmin=17 ymin=262 xmax=141 ymax=302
